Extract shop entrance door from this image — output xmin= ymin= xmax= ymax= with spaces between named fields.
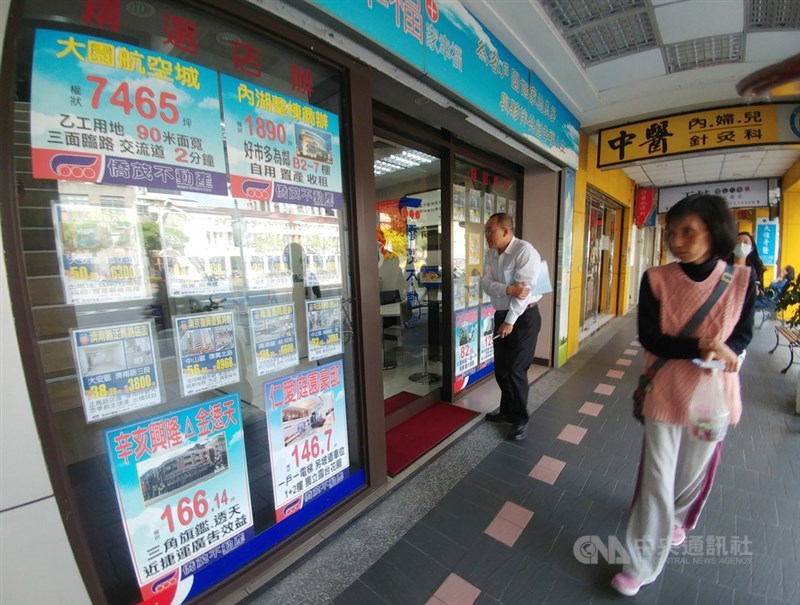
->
xmin=373 ymin=136 xmax=443 ymax=408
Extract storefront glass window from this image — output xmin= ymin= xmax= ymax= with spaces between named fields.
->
xmin=6 ymin=1 xmax=365 ymax=601
xmin=451 ymin=156 xmax=518 ymax=395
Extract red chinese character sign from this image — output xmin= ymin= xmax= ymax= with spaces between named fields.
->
xmin=263 ymin=360 xmax=350 ymax=522
xmin=634 ymin=187 xmax=656 ymax=228
xmin=104 ymin=394 xmax=253 ymax=600
xmin=30 ymin=29 xmax=227 ymax=195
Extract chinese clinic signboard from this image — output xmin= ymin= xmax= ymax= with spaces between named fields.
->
xmin=30 ymin=29 xmax=228 ymax=195
xmin=658 ymin=179 xmax=768 ymax=213
xmin=598 ymin=103 xmax=800 ymax=168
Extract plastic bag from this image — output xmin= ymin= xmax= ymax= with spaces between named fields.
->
xmin=688 ymin=369 xmax=729 ymax=442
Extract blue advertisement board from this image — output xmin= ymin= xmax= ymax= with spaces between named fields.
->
xmin=310 ymin=0 xmax=579 ymax=168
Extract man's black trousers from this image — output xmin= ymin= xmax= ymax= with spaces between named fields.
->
xmin=493 ymin=305 xmax=541 ymax=426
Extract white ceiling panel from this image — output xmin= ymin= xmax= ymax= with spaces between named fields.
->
xmin=457 ymin=1 xmax=800 ymax=190
xmin=655 ymin=0 xmax=744 ymax=45
xmin=744 ymin=32 xmax=800 ymax=62
xmin=585 ymin=49 xmax=666 ymax=91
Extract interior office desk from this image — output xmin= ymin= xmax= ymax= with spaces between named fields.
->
xmin=380 ymin=303 xmax=402 ymax=370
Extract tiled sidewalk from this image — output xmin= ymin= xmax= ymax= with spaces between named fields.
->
xmin=246 ymin=315 xmax=800 ymax=605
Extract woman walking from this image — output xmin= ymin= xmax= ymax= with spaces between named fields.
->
xmin=612 ymin=194 xmax=755 ymax=596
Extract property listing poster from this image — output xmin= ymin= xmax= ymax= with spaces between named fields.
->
xmin=467 ymin=273 xmax=481 ymax=307
xmin=468 ymin=188 xmax=481 ymax=223
xmin=71 ymin=320 xmax=162 ymax=423
xmin=305 ymin=297 xmax=342 ymax=361
xmin=263 ymin=360 xmax=350 ymax=522
xmin=52 ymin=203 xmax=147 ymax=305
xmin=104 ymin=394 xmax=253 ymax=596
xmin=497 ymin=196 xmax=507 ymax=214
xmin=468 ymin=233 xmax=482 ymax=265
xmin=479 ymin=304 xmax=495 ymax=368
xmin=161 ymin=210 xmax=238 ymax=297
xmin=484 ymin=192 xmax=495 ymax=216
xmin=220 ymin=74 xmax=344 ymax=210
xmin=453 ymin=184 xmax=466 ymax=222
xmin=508 ymin=199 xmax=517 ymax=220
xmin=174 ymin=312 xmax=240 ymax=397
xmin=250 ymin=304 xmax=299 ymax=376
xmin=30 ymin=29 xmax=227 ymax=195
xmin=242 ymin=217 xmax=292 ymax=291
xmin=454 ymin=275 xmax=467 ymax=311
xmin=455 ymin=308 xmax=478 ymax=377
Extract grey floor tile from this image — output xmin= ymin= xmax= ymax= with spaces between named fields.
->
xmin=499 ymin=558 xmax=557 ymax=604
xmin=333 ymin=579 xmax=387 ymax=605
xmin=381 ymin=539 xmax=450 ymax=596
xmin=401 ymin=523 xmax=468 ymax=570
xmin=731 ymin=590 xmax=768 ymax=605
xmin=359 ymin=558 xmax=432 ymax=605
xmin=454 ymin=535 xmax=528 ymax=600
xmin=656 ymin=568 xmax=700 ymax=605
xmin=693 ymin=579 xmax=735 ymax=605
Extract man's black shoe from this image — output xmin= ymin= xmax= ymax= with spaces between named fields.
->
xmin=485 ymin=411 xmax=511 ymax=423
xmin=510 ymin=423 xmax=527 ymax=441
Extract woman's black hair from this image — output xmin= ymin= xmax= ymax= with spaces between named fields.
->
xmin=666 ymin=193 xmax=736 ymax=259
xmin=785 ymin=265 xmax=795 ymax=281
xmin=736 ymin=231 xmax=765 ymax=286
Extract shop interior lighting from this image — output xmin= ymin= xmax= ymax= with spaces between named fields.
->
xmin=373 ymin=150 xmax=437 ymax=176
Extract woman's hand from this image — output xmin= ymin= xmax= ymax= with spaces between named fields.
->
xmin=698 ymin=338 xmax=739 ymax=372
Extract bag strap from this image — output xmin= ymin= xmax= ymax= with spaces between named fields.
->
xmin=648 ymin=264 xmax=733 ymax=374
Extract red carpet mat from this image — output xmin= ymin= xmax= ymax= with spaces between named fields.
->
xmin=385 ymin=402 xmax=479 ymax=476
xmin=383 ymin=390 xmax=418 ymax=416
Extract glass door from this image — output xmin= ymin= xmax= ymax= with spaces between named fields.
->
xmin=373 ymin=137 xmax=442 ymax=402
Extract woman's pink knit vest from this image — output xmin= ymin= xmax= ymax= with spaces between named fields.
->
xmin=643 ymin=261 xmax=750 ymax=426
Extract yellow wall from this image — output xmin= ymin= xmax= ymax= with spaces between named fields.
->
xmin=780 ymin=158 xmax=800 ymax=277
xmin=566 ymin=133 xmax=635 ymax=359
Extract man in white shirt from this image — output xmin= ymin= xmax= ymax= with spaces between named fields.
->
xmin=481 ymin=213 xmax=542 ymax=440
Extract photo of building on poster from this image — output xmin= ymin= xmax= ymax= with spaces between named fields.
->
xmin=467 ymin=273 xmax=481 ymax=307
xmin=71 ymin=320 xmax=162 ymax=423
xmin=479 ymin=304 xmax=495 ymax=368
xmin=484 ymin=192 xmax=495 ymax=216
xmin=250 ymin=304 xmax=299 ymax=376
xmin=305 ymin=297 xmax=342 ymax=361
xmin=496 ymin=196 xmax=507 ymax=214
xmin=161 ymin=210 xmax=238 ymax=298
xmin=453 ymin=184 xmax=466 ymax=222
xmin=30 ymin=29 xmax=227 ymax=195
xmin=508 ymin=199 xmax=517 ymax=219
xmin=455 ymin=308 xmax=478 ymax=377
xmin=104 ymin=395 xmax=253 ymax=597
xmin=468 ymin=188 xmax=481 ymax=223
xmin=219 ymin=73 xmax=344 ymax=210
xmin=52 ymin=203 xmax=147 ymax=305
xmin=174 ymin=312 xmax=240 ymax=397
xmin=454 ymin=275 xmax=466 ymax=311
xmin=263 ymin=360 xmax=350 ymax=522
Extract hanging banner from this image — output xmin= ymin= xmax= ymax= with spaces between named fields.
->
xmin=220 ymin=74 xmax=343 ymax=209
xmin=305 ymin=297 xmax=343 ymax=361
xmin=174 ymin=312 xmax=240 ymax=397
xmin=104 ymin=394 xmax=253 ymax=597
xmin=479 ymin=304 xmax=495 ymax=369
xmin=455 ymin=308 xmax=478 ymax=377
xmin=250 ymin=304 xmax=299 ymax=376
xmin=30 ymin=29 xmax=227 ymax=195
xmin=52 ymin=203 xmax=148 ymax=305
xmin=71 ymin=320 xmax=162 ymax=423
xmin=263 ymin=360 xmax=350 ymax=522
xmin=634 ymin=187 xmax=656 ymax=228
xmin=756 ymin=218 xmax=779 ymax=266
xmin=161 ymin=211 xmax=239 ymax=298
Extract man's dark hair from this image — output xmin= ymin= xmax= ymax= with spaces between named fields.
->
xmin=489 ymin=212 xmax=513 ymax=230
xmin=666 ymin=194 xmax=736 ymax=259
